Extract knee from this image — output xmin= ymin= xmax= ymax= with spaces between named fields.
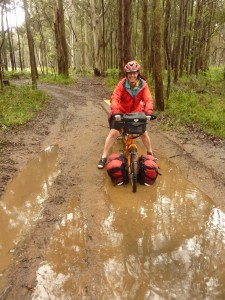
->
xmin=143 ymin=131 xmax=150 ymax=138
xmin=109 ymin=129 xmax=120 ymax=139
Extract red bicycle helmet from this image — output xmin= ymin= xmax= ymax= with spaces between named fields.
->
xmin=124 ymin=60 xmax=141 ymax=73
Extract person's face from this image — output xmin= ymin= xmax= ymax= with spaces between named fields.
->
xmin=127 ymin=71 xmax=138 ymax=86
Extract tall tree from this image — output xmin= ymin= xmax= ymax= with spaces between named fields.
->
xmin=90 ymin=0 xmax=103 ymax=75
xmin=174 ymin=0 xmax=184 ymax=83
xmin=123 ymin=0 xmax=132 ymax=63
xmin=0 ymin=0 xmax=6 ymax=90
xmin=118 ymin=0 xmax=124 ymax=77
xmin=164 ymin=0 xmax=172 ymax=99
xmin=54 ymin=0 xmax=69 ymax=77
xmin=118 ymin=0 xmax=132 ymax=76
xmin=142 ymin=0 xmax=149 ymax=77
xmin=23 ymin=0 xmax=37 ymax=89
xmin=6 ymin=11 xmax=16 ymax=70
xmin=152 ymin=0 xmax=164 ymax=110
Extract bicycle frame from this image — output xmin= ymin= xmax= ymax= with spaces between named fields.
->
xmin=120 ymin=129 xmax=141 ymax=192
xmin=115 ymin=112 xmax=156 ymax=192
xmin=121 ymin=132 xmax=138 ymax=164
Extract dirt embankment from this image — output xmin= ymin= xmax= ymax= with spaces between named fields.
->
xmin=0 ymin=77 xmax=224 ymax=299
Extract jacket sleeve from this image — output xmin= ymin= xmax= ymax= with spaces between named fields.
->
xmin=142 ymin=83 xmax=154 ymax=114
xmin=110 ymin=79 xmax=124 ymax=115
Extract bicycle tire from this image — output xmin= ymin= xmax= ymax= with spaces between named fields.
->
xmin=130 ymin=154 xmax=137 ymax=193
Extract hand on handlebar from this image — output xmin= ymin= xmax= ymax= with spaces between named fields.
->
xmin=114 ymin=114 xmax=122 ymax=121
xmin=146 ymin=114 xmax=157 ymax=122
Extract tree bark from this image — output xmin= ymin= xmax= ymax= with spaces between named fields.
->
xmin=164 ymin=0 xmax=171 ymax=99
xmin=90 ymin=0 xmax=102 ymax=75
xmin=152 ymin=0 xmax=164 ymax=110
xmin=118 ymin=0 xmax=124 ymax=77
xmin=54 ymin=0 xmax=69 ymax=77
xmin=174 ymin=0 xmax=184 ymax=83
xmin=142 ymin=0 xmax=149 ymax=77
xmin=23 ymin=0 xmax=38 ymax=89
xmin=123 ymin=0 xmax=132 ymax=64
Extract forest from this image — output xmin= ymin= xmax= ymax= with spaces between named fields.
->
xmin=0 ymin=0 xmax=225 ymax=134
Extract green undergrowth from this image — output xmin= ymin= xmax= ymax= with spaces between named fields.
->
xmin=0 ymin=85 xmax=47 ymax=127
xmin=165 ymin=69 xmax=225 ymax=138
xmin=39 ymin=74 xmax=76 ymax=84
xmin=4 ymin=70 xmax=76 ymax=84
xmin=4 ymin=70 xmax=32 ymax=80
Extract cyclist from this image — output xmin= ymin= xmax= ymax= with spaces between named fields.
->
xmin=98 ymin=60 xmax=155 ymax=169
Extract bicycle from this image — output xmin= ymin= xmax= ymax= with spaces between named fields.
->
xmin=114 ymin=112 xmax=157 ymax=193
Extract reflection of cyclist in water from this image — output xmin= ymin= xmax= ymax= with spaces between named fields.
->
xmin=98 ymin=60 xmax=155 ymax=169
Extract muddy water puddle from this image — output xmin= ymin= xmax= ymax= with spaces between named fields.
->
xmin=0 ymin=145 xmax=60 ymax=290
xmin=30 ymin=140 xmax=225 ymax=299
xmin=1 ymin=140 xmax=225 ymax=299
xmin=101 ymin=141 xmax=225 ymax=299
xmin=31 ymin=196 xmax=87 ymax=299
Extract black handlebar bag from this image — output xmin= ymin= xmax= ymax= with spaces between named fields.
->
xmin=123 ymin=113 xmax=146 ymax=134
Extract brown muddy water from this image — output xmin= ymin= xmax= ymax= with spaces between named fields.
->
xmin=0 ymin=145 xmax=60 ymax=291
xmin=1 ymin=140 xmax=225 ymax=299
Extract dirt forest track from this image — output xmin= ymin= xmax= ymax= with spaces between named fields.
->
xmin=0 ymin=77 xmax=225 ymax=299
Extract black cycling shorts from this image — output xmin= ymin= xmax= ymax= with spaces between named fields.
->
xmin=108 ymin=118 xmax=123 ymax=131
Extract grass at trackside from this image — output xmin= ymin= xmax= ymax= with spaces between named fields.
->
xmin=0 ymin=84 xmax=47 ymax=127
xmin=104 ymin=67 xmax=225 ymax=139
xmin=4 ymin=70 xmax=76 ymax=85
xmin=39 ymin=74 xmax=76 ymax=84
xmin=164 ymin=68 xmax=225 ymax=138
xmin=0 ymin=72 xmax=75 ymax=128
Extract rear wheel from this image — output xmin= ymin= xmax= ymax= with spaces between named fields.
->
xmin=130 ymin=154 xmax=137 ymax=192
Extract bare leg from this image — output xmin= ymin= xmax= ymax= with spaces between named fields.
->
xmin=140 ymin=131 xmax=152 ymax=153
xmin=101 ymin=129 xmax=120 ymax=158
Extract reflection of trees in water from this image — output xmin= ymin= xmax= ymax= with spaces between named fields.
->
xmin=104 ymin=159 xmax=225 ymax=299
xmin=34 ymin=199 xmax=88 ymax=299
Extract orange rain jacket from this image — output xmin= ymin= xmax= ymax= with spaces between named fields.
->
xmin=110 ymin=77 xmax=154 ymax=116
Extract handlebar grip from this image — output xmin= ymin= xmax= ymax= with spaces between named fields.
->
xmin=146 ymin=114 xmax=157 ymax=120
xmin=112 ymin=113 xmax=123 ymax=120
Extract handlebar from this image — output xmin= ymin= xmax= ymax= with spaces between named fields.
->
xmin=146 ymin=114 xmax=157 ymax=120
xmin=113 ymin=113 xmax=157 ymax=121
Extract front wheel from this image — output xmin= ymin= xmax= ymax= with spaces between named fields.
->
xmin=130 ymin=154 xmax=137 ymax=193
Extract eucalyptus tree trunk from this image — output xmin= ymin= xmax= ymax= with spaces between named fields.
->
xmin=179 ymin=0 xmax=188 ymax=77
xmin=200 ymin=0 xmax=216 ymax=71
xmin=190 ymin=0 xmax=203 ymax=75
xmin=90 ymin=0 xmax=103 ymax=75
xmin=152 ymin=0 xmax=164 ymax=110
xmin=23 ymin=0 xmax=38 ymax=89
xmin=142 ymin=0 xmax=149 ymax=77
xmin=101 ymin=0 xmax=105 ymax=75
xmin=123 ymin=0 xmax=132 ymax=64
xmin=54 ymin=0 xmax=69 ymax=77
xmin=174 ymin=0 xmax=184 ymax=83
xmin=67 ymin=2 xmax=78 ymax=71
xmin=118 ymin=0 xmax=132 ymax=76
xmin=12 ymin=0 xmax=23 ymax=71
xmin=118 ymin=0 xmax=124 ymax=77
xmin=164 ymin=0 xmax=171 ymax=99
xmin=0 ymin=1 xmax=5 ymax=90
xmin=6 ymin=13 xmax=16 ymax=70
xmin=34 ymin=3 xmax=48 ymax=74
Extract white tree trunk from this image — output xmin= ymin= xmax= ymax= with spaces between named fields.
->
xmin=90 ymin=0 xmax=102 ymax=74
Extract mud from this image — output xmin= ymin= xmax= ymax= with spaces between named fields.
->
xmin=0 ymin=77 xmax=225 ymax=299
